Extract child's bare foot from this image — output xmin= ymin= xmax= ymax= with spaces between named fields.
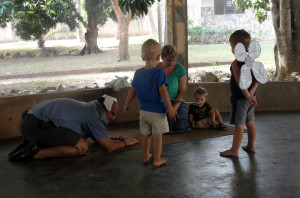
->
xmin=143 ymin=153 xmax=152 ymax=164
xmin=242 ymin=146 xmax=255 ymax=153
xmin=153 ymin=158 xmax=168 ymax=167
xmin=220 ymin=149 xmax=238 ymax=158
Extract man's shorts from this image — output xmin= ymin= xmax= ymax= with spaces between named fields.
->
xmin=139 ymin=110 xmax=169 ymax=135
xmin=230 ymin=98 xmax=255 ymax=125
xmin=20 ymin=112 xmax=81 ymax=147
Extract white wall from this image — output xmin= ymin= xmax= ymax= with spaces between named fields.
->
xmin=0 ymin=23 xmax=14 ymax=42
xmin=201 ymin=0 xmax=214 ymax=7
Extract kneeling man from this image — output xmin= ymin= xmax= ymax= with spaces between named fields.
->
xmin=9 ymin=95 xmax=138 ymax=162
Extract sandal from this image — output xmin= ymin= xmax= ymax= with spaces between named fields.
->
xmin=8 ymin=139 xmax=31 ymax=157
xmin=9 ymin=142 xmax=40 ymax=162
xmin=218 ymin=123 xmax=228 ymax=130
xmin=210 ymin=123 xmax=217 ymax=129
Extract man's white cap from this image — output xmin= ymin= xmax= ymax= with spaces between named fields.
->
xmin=102 ymin=94 xmax=118 ymax=111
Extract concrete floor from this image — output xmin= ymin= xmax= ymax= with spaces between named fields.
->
xmin=0 ymin=111 xmax=299 ymax=198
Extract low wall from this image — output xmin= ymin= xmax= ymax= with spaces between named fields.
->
xmin=0 ymin=82 xmax=299 ymax=140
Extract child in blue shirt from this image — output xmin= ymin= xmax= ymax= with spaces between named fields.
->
xmin=124 ymin=39 xmax=176 ymax=167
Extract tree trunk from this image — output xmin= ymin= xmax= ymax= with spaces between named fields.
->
xmin=80 ymin=0 xmax=102 ymax=55
xmin=291 ymin=0 xmax=300 ymax=72
xmin=77 ymin=0 xmax=85 ymax=42
xmin=110 ymin=0 xmax=131 ymax=61
xmin=38 ymin=36 xmax=45 ymax=49
xmin=270 ymin=0 xmax=293 ymax=80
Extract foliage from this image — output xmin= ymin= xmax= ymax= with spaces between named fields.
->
xmin=210 ymin=61 xmax=221 ymax=67
xmin=14 ymin=0 xmax=78 ymax=48
xmin=82 ymin=0 xmax=112 ymax=26
xmin=0 ymin=0 xmax=13 ymax=28
xmin=233 ymin=0 xmax=270 ymax=23
xmin=188 ymin=19 xmax=194 ymax=27
xmin=187 ymin=26 xmax=235 ymax=44
xmin=118 ymin=0 xmax=158 ymax=18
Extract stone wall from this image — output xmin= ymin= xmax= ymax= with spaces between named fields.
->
xmin=0 ymin=82 xmax=299 ymax=140
xmin=200 ymin=7 xmax=275 ymax=40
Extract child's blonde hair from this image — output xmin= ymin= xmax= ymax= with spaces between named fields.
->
xmin=141 ymin=39 xmax=161 ymax=61
xmin=194 ymin=86 xmax=208 ymax=97
xmin=229 ymin=29 xmax=251 ymax=50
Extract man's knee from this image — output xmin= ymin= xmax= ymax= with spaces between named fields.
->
xmin=75 ymin=138 xmax=89 ymax=155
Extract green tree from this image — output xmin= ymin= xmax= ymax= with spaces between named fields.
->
xmin=0 ymin=0 xmax=14 ymax=28
xmin=110 ymin=0 xmax=132 ymax=61
xmin=111 ymin=0 xmax=157 ymax=61
xmin=234 ymin=0 xmax=300 ymax=80
xmin=79 ymin=0 xmax=156 ymax=59
xmin=0 ymin=0 xmax=157 ymax=60
xmin=79 ymin=0 xmax=111 ymax=54
xmin=14 ymin=0 xmax=78 ymax=48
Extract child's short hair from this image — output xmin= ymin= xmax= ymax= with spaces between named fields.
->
xmin=161 ymin=45 xmax=177 ymax=59
xmin=194 ymin=86 xmax=208 ymax=97
xmin=141 ymin=39 xmax=160 ymax=61
xmin=229 ymin=29 xmax=251 ymax=50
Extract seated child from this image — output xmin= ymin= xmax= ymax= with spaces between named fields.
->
xmin=188 ymin=87 xmax=227 ymax=130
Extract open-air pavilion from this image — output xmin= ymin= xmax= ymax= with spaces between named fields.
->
xmin=0 ymin=1 xmax=299 ymax=197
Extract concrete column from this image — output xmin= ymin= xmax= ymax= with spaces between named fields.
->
xmin=166 ymin=0 xmax=188 ymax=75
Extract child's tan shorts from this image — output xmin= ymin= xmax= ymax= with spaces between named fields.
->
xmin=139 ymin=110 xmax=169 ymax=135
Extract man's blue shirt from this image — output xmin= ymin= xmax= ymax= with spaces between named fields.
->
xmin=32 ymin=98 xmax=109 ymax=139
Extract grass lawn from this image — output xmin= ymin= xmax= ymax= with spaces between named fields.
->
xmin=0 ymin=40 xmax=275 ymax=75
xmin=188 ymin=41 xmax=275 ymax=65
xmin=0 ymin=38 xmax=276 ymax=95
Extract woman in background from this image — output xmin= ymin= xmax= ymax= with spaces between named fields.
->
xmin=157 ymin=45 xmax=191 ymax=133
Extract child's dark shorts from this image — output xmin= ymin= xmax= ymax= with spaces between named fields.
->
xmin=230 ymin=98 xmax=255 ymax=125
xmin=20 ymin=111 xmax=81 ymax=148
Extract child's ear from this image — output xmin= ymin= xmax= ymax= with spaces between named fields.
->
xmin=141 ymin=55 xmax=145 ymax=61
xmin=156 ymin=54 xmax=161 ymax=61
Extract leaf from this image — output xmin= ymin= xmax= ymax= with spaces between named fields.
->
xmin=0 ymin=7 xmax=3 ymax=16
xmin=27 ymin=11 xmax=34 ymax=14
xmin=3 ymin=1 xmax=14 ymax=6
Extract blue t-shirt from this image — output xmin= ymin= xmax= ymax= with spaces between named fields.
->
xmin=132 ymin=67 xmax=169 ymax=113
xmin=32 ymin=98 xmax=109 ymax=139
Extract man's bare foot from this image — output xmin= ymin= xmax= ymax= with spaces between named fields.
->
xmin=143 ymin=153 xmax=152 ymax=164
xmin=242 ymin=146 xmax=255 ymax=153
xmin=220 ymin=149 xmax=238 ymax=158
xmin=153 ymin=158 xmax=168 ymax=167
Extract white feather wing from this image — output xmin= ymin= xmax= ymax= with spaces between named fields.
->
xmin=234 ymin=43 xmax=247 ymax=62
xmin=252 ymin=61 xmax=268 ymax=84
xmin=248 ymin=40 xmax=261 ymax=59
xmin=239 ymin=65 xmax=252 ymax=89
